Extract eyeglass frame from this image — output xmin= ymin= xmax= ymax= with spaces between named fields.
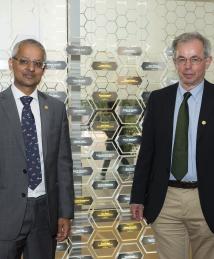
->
xmin=174 ymin=56 xmax=207 ymax=66
xmin=12 ymin=57 xmax=46 ymax=69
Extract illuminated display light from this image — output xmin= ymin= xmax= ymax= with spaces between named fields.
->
xmin=118 ymin=76 xmax=142 ymax=85
xmin=92 ymin=61 xmax=118 ymax=71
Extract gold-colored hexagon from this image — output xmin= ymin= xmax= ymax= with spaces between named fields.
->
xmin=117 ymin=66 xmax=142 ymax=84
xmin=141 ymin=226 xmax=157 ymax=254
xmin=92 ymin=91 xmax=118 ymax=110
xmin=90 ymin=111 xmax=119 ymax=140
xmin=92 ymin=61 xmax=117 ymax=71
xmin=116 ymin=220 xmax=143 ymax=242
xmin=90 ymin=230 xmax=119 ymax=258
xmin=91 ymin=51 xmax=118 ymax=77
xmin=117 ymin=76 xmax=142 ymax=86
xmin=89 ymin=200 xmax=119 ymax=228
xmin=116 ymin=243 xmax=143 ymax=259
xmin=143 ymin=254 xmax=159 ymax=259
xmin=74 ymin=185 xmax=95 ymax=213
xmin=69 ymin=247 xmax=94 ymax=258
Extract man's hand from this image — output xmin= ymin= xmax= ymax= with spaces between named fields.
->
xmin=56 ymin=218 xmax=71 ymax=242
xmin=130 ymin=204 xmax=144 ymax=221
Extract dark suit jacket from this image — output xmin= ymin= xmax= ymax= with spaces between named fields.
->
xmin=0 ymin=86 xmax=74 ymax=240
xmin=131 ymin=79 xmax=214 ymax=233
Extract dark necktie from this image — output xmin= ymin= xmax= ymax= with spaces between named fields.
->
xmin=171 ymin=92 xmax=191 ymax=181
xmin=20 ymin=96 xmax=42 ymax=190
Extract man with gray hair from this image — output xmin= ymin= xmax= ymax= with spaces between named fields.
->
xmin=130 ymin=32 xmax=214 ymax=259
xmin=0 ymin=39 xmax=74 ymax=259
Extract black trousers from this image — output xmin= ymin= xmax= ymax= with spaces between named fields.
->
xmin=0 ymin=195 xmax=56 ymax=259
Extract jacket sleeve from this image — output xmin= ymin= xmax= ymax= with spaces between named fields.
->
xmin=57 ymin=105 xmax=74 ymax=219
xmin=130 ymin=92 xmax=155 ymax=205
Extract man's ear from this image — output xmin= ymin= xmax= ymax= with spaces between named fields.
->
xmin=8 ymin=58 xmax=13 ymax=71
xmin=205 ymin=56 xmax=212 ymax=70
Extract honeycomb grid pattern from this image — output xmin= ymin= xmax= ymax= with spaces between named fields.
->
xmin=76 ymin=0 xmax=214 ymax=258
xmin=1 ymin=0 xmax=214 ymax=258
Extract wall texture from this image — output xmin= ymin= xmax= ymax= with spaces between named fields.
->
xmin=1 ymin=0 xmax=214 ymax=258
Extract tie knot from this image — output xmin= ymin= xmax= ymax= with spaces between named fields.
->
xmin=183 ymin=92 xmax=191 ymax=101
xmin=20 ymin=96 xmax=33 ymax=106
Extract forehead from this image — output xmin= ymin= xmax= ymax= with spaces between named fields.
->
xmin=176 ymin=39 xmax=204 ymax=56
xmin=16 ymin=43 xmax=45 ymax=60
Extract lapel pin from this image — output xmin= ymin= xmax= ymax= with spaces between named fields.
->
xmin=202 ymin=120 xmax=207 ymax=125
xmin=44 ymin=105 xmax=48 ymax=110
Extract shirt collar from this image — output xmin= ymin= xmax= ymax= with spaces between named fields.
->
xmin=11 ymin=84 xmax=39 ymax=101
xmin=178 ymin=80 xmax=204 ymax=101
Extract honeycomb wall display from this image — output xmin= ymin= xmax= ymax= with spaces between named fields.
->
xmin=70 ymin=0 xmax=214 ymax=258
xmin=1 ymin=0 xmax=214 ymax=258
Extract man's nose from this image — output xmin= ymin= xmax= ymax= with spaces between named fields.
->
xmin=184 ymin=59 xmax=192 ymax=68
xmin=27 ymin=61 xmax=36 ymax=71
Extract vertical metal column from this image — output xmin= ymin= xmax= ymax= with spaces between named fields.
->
xmin=67 ymin=0 xmax=81 ymax=167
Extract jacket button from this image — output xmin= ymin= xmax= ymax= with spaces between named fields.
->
xmin=23 ymin=169 xmax=27 ymax=174
xmin=21 ymin=193 xmax=26 ymax=198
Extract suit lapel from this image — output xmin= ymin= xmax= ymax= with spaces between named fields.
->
xmin=164 ymin=84 xmax=178 ymax=153
xmin=0 ymin=87 xmax=26 ymax=156
xmin=197 ymin=80 xmax=214 ymax=143
xmin=38 ymin=91 xmax=49 ymax=162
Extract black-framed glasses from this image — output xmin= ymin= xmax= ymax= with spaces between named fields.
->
xmin=174 ymin=56 xmax=205 ymax=66
xmin=13 ymin=57 xmax=46 ymax=69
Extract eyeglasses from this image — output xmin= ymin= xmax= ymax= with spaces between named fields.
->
xmin=12 ymin=57 xmax=46 ymax=69
xmin=174 ymin=56 xmax=205 ymax=66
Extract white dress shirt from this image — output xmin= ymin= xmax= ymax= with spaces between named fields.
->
xmin=11 ymin=84 xmax=46 ymax=197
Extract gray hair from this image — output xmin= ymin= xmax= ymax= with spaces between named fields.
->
xmin=172 ymin=32 xmax=212 ymax=58
xmin=11 ymin=38 xmax=47 ymax=61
